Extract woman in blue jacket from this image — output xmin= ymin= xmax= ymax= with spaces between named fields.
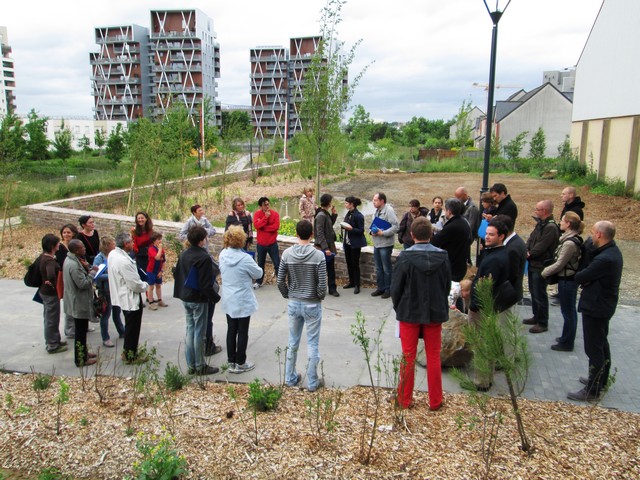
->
xmin=219 ymin=226 xmax=263 ymax=374
xmin=342 ymin=196 xmax=367 ymax=294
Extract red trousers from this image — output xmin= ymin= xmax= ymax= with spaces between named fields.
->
xmin=397 ymin=322 xmax=443 ymax=410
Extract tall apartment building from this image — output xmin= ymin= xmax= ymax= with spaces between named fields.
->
xmin=250 ymin=36 xmax=323 ymax=140
xmin=90 ymin=25 xmax=151 ymax=122
xmin=0 ymin=26 xmax=17 ymax=115
xmin=90 ymin=9 xmax=220 ymax=126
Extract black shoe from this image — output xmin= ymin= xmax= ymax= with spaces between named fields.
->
xmin=551 ymin=343 xmax=573 ymax=352
xmin=205 ymin=345 xmax=222 ymax=357
xmin=579 ymin=377 xmax=589 ymax=386
xmin=550 ymin=299 xmax=560 ymax=306
xmin=343 ymin=284 xmax=354 ymax=289
xmin=567 ymin=387 xmax=600 ymax=402
xmin=354 ymin=286 xmax=360 ymax=294
xmin=555 ymin=337 xmax=562 ymax=343
xmin=381 ymin=291 xmax=391 ymax=299
xmin=522 ymin=317 xmax=537 ymax=325
xmin=329 ymin=290 xmax=340 ymax=297
xmin=371 ymin=290 xmax=384 ymax=297
xmin=47 ymin=345 xmax=68 ymax=354
xmin=529 ymin=324 xmax=548 ymax=334
xmin=196 ymin=365 xmax=219 ymax=375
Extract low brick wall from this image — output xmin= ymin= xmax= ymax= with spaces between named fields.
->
xmin=20 ymin=164 xmax=396 ymax=286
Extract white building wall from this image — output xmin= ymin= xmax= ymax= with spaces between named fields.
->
xmin=19 ymin=116 xmax=127 ymax=150
xmin=498 ymin=87 xmax=572 ymax=158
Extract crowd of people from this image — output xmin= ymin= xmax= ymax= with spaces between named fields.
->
xmin=30 ymin=182 xmax=622 ymax=405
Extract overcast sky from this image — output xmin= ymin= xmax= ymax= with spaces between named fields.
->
xmin=3 ymin=0 xmax=603 ymax=123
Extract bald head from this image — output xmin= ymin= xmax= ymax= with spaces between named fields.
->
xmin=454 ymin=187 xmax=469 ymax=202
xmin=594 ymin=221 xmax=616 ymax=241
xmin=535 ymin=200 xmax=553 ymax=220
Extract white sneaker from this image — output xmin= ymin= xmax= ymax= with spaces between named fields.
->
xmin=226 ymin=363 xmax=237 ymax=373
xmin=232 ymin=362 xmax=255 ymax=373
xmin=252 ymin=283 xmax=261 ymax=290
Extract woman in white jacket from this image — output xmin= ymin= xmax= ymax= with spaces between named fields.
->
xmin=219 ymin=226 xmax=263 ymax=374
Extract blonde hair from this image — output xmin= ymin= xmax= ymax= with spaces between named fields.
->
xmin=99 ymin=235 xmax=115 ymax=255
xmin=303 ymin=186 xmax=314 ymax=195
xmin=562 ymin=211 xmax=585 ymax=234
xmin=223 ymin=225 xmax=247 ymax=249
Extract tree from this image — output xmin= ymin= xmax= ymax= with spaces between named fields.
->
xmin=490 ymin=132 xmax=502 ymax=159
xmin=77 ymin=135 xmax=91 ymax=159
xmin=401 ymin=122 xmax=421 ymax=159
xmin=528 ymin=127 xmax=546 ymax=161
xmin=52 ymin=120 xmax=74 ymax=160
xmin=126 ymin=118 xmax=162 ymax=214
xmin=106 ymin=124 xmax=126 ymax=165
xmin=346 ymin=104 xmax=372 ymax=141
xmin=0 ymin=111 xmax=26 ymax=165
xmin=452 ymin=98 xmax=474 ymax=154
xmin=94 ymin=128 xmax=106 ymax=154
xmin=299 ymin=0 xmax=369 ymax=194
xmin=220 ymin=109 xmax=251 ymax=205
xmin=504 ymin=132 xmax=528 ymax=160
xmin=24 ymin=109 xmax=49 ymax=160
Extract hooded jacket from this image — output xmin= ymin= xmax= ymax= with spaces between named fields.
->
xmin=561 ymin=196 xmax=585 ymax=220
xmin=391 ymin=243 xmax=451 ymax=324
xmin=173 ymin=246 xmax=219 ymax=304
xmin=277 ymin=243 xmax=327 ymax=302
xmin=63 ymin=252 xmax=96 ymax=319
xmin=219 ymin=247 xmax=263 ymax=318
xmin=526 ymin=215 xmax=560 ymax=270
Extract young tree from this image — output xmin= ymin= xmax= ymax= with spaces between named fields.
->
xmin=106 ymin=124 xmax=126 ymax=165
xmin=453 ymin=98 xmax=474 ymax=155
xmin=94 ymin=128 xmax=106 ymax=155
xmin=0 ymin=111 xmax=26 ymax=165
xmin=24 ymin=109 xmax=49 ymax=160
xmin=77 ymin=135 xmax=91 ymax=160
xmin=528 ymin=127 xmax=546 ymax=161
xmin=299 ymin=0 xmax=369 ymax=194
xmin=490 ymin=132 xmax=502 ymax=159
xmin=127 ymin=118 xmax=162 ymax=214
xmin=52 ymin=120 xmax=74 ymax=160
xmin=219 ymin=110 xmax=251 ymax=205
xmin=504 ymin=132 xmax=528 ymax=160
xmin=401 ymin=122 xmax=421 ymax=160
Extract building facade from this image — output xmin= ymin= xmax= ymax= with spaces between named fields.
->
xmin=90 ymin=9 xmax=221 ymax=126
xmin=0 ymin=26 xmax=16 ymax=115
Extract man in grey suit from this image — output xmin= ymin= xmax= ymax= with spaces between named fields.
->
xmin=455 ymin=186 xmax=479 ymax=265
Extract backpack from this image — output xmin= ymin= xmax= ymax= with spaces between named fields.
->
xmin=24 ymin=256 xmax=43 ymax=288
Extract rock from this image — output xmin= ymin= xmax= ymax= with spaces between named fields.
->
xmin=416 ymin=309 xmax=472 ymax=368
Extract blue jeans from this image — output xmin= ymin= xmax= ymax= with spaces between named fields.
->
xmin=528 ymin=268 xmax=548 ymax=326
xmin=285 ymin=301 xmax=322 ymax=390
xmin=373 ymin=246 xmax=393 ymax=293
xmin=100 ymin=301 xmax=124 ymax=342
xmin=256 ymin=242 xmax=280 ymax=285
xmin=557 ymin=278 xmax=578 ymax=348
xmin=183 ymin=301 xmax=208 ymax=370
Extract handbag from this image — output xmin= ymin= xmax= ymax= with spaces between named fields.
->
xmin=56 ymin=271 xmax=64 ymax=299
xmin=92 ymin=291 xmax=108 ymax=320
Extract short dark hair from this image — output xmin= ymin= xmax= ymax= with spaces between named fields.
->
xmin=376 ymin=192 xmax=387 ymax=204
xmin=320 ymin=193 xmax=333 ymax=208
xmin=491 ymin=214 xmax=514 ymax=234
xmin=190 ymin=204 xmax=201 ymax=215
xmin=489 ymin=183 xmax=507 ymax=195
xmin=42 ymin=234 xmax=60 ymax=253
xmin=345 ymin=196 xmax=361 ymax=207
xmin=59 ymin=223 xmax=78 ymax=237
xmin=411 ymin=217 xmax=432 ymax=241
xmin=409 ymin=199 xmax=420 ymax=208
xmin=444 ymin=198 xmax=463 ymax=216
xmin=296 ymin=220 xmax=313 ymax=240
xmin=68 ymin=239 xmax=84 ymax=255
xmin=258 ymin=197 xmax=270 ymax=206
xmin=187 ymin=225 xmax=207 ymax=246
xmin=488 ymin=219 xmax=508 ymax=238
xmin=150 ymin=232 xmax=163 ymax=243
xmin=78 ymin=215 xmax=92 ymax=228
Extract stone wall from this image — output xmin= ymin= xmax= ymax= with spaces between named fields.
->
xmin=20 ymin=165 xmax=396 ymax=285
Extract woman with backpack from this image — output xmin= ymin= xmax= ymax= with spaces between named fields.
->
xmin=542 ymin=211 xmax=584 ymax=352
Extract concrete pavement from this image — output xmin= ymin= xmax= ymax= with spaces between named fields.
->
xmin=1 ymin=279 xmax=638 ymax=412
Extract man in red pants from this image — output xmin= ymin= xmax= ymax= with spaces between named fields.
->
xmin=391 ymin=217 xmax=452 ymax=411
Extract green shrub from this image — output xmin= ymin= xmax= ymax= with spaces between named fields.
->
xmin=247 ymin=378 xmax=282 ymax=412
xmin=130 ymin=432 xmax=187 ymax=480
xmin=163 ymin=362 xmax=190 ymax=392
xmin=278 ymin=217 xmax=298 ymax=237
xmin=32 ymin=373 xmax=53 ymax=392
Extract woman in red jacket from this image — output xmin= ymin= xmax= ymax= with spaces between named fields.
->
xmin=253 ymin=197 xmax=280 ymax=288
xmin=131 ymin=211 xmax=154 ymax=274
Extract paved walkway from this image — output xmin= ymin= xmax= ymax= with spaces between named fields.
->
xmin=1 ymin=279 xmax=638 ymax=413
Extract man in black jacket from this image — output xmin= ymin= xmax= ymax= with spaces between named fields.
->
xmin=431 ymin=198 xmax=471 ymax=282
xmin=568 ymin=221 xmax=623 ymax=402
xmin=560 ymin=186 xmax=585 ymax=220
xmin=493 ymin=215 xmax=527 ymax=309
xmin=314 ymin=193 xmax=339 ymax=297
xmin=173 ymin=226 xmax=220 ymax=375
xmin=488 ymin=183 xmax=518 ymax=226
xmin=391 ymin=217 xmax=451 ymax=411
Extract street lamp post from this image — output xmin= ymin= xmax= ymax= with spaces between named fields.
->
xmin=480 ymin=0 xmax=511 ymax=194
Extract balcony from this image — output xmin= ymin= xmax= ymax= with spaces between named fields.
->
xmin=150 ymin=30 xmax=196 ymax=40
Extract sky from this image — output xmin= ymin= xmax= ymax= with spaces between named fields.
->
xmin=2 ymin=0 xmax=603 ymax=123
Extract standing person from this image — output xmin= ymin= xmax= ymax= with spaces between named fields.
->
xmin=542 ymin=212 xmax=584 ymax=352
xmin=391 ymin=217 xmax=451 ymax=411
xmin=63 ymin=239 xmax=98 ymax=367
xmin=77 ymin=215 xmax=100 ymax=265
xmin=173 ymin=226 xmax=220 ymax=375
xmin=431 ymin=198 xmax=472 ymax=283
xmin=397 ymin=199 xmax=428 ymax=249
xmin=493 ymin=215 xmax=527 ymax=310
xmin=253 ymin=196 xmax=280 ymax=289
xmin=277 ymin=220 xmax=327 ymax=391
xmin=145 ymin=232 xmax=167 ymax=310
xmin=108 ymin=232 xmax=150 ymax=364
xmin=488 ymin=183 xmax=518 ymax=226
xmin=56 ymin=223 xmax=78 ymax=339
xmin=370 ymin=192 xmax=399 ymax=299
xmin=568 ymin=221 xmax=623 ymax=402
xmin=131 ymin=211 xmax=154 ymax=274
xmin=455 ymin=186 xmax=480 ymax=264
xmin=314 ymin=193 xmax=340 ymax=297
xmin=560 ymin=186 xmax=585 ymax=220
xmin=299 ymin=186 xmax=316 ymax=223
xmin=219 ymin=226 xmax=263 ymax=374
xmin=523 ymin=200 xmax=560 ymax=334
xmin=342 ymin=196 xmax=367 ymax=294
xmin=178 ymin=204 xmax=217 ymax=252
xmin=225 ymin=197 xmax=253 ymax=250
xmin=39 ymin=233 xmax=67 ymax=354
xmin=427 ymin=196 xmax=447 ymax=232
xmin=93 ymin=235 xmax=125 ymax=348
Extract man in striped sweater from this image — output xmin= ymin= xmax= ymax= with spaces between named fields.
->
xmin=277 ymin=220 xmax=328 ymax=392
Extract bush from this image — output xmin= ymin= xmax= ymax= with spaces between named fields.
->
xmin=247 ymin=378 xmax=282 ymax=412
xmin=130 ymin=433 xmax=187 ymax=480
xmin=163 ymin=363 xmax=190 ymax=392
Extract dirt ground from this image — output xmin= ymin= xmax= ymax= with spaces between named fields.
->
xmin=4 ymin=170 xmax=638 ymax=302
